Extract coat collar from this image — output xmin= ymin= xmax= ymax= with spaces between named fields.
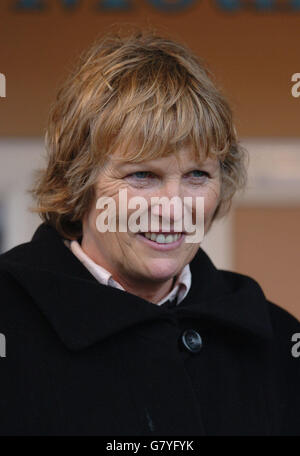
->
xmin=0 ymin=222 xmax=274 ymax=350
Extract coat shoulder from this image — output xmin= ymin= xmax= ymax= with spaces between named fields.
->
xmin=266 ymin=299 xmax=300 ymax=358
xmin=221 ymin=268 xmax=300 ymax=321
xmin=0 ymin=241 xmax=41 ymax=324
xmin=220 ymin=268 xmax=300 ymax=337
xmin=0 ymin=240 xmax=33 ymax=289
xmin=0 ymin=239 xmax=38 ymax=268
xmin=267 ymin=300 xmax=300 ymax=331
xmin=219 ymin=268 xmax=267 ymax=294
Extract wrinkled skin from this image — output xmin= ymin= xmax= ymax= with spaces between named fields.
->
xmin=82 ymin=147 xmax=221 ymax=303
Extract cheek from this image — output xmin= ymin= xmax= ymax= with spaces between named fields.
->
xmin=96 ymin=178 xmax=127 ymax=200
xmin=204 ymin=191 xmax=220 ymax=215
xmin=189 ymin=181 xmax=220 ymax=215
xmin=202 ymin=185 xmax=221 ymax=231
xmin=203 ymin=180 xmax=221 ymax=211
xmin=117 ymin=188 xmax=153 ymax=229
xmin=93 ymin=177 xmax=129 ymax=231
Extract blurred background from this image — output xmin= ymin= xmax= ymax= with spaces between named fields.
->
xmin=0 ymin=0 xmax=299 ymax=320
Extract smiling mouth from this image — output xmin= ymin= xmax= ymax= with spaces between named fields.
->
xmin=139 ymin=232 xmax=184 ymax=244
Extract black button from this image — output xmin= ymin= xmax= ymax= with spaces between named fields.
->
xmin=181 ymin=329 xmax=202 ymax=353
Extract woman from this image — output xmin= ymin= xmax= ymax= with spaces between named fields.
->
xmin=0 ymin=30 xmax=299 ymax=436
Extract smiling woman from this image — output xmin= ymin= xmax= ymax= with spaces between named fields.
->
xmin=80 ymin=147 xmax=220 ymax=303
xmin=29 ymin=31 xmax=247 ymax=241
xmin=0 ymin=29 xmax=299 ymax=436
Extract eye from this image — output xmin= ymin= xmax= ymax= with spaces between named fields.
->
xmin=130 ymin=171 xmax=152 ymax=179
xmin=128 ymin=171 xmax=154 ymax=179
xmin=186 ymin=170 xmax=210 ymax=179
xmin=124 ymin=170 xmax=158 ymax=187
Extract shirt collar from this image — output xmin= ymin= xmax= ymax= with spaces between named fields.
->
xmin=0 ymin=223 xmax=274 ymax=351
xmin=64 ymin=239 xmax=191 ymax=306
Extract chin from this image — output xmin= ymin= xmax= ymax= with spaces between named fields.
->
xmin=143 ymin=258 xmax=182 ymax=282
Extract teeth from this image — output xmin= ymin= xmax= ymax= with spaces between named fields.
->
xmin=156 ymin=234 xmax=166 ymax=243
xmin=143 ymin=233 xmax=181 ymax=243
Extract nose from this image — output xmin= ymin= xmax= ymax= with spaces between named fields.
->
xmin=164 ymin=178 xmax=183 ymax=199
xmin=150 ymin=179 xmax=184 ymax=228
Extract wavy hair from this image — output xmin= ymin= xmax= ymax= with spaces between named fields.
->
xmin=30 ymin=28 xmax=248 ymax=239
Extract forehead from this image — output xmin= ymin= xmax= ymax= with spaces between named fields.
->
xmin=109 ymin=146 xmax=219 ymax=168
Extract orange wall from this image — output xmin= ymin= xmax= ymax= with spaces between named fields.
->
xmin=0 ymin=0 xmax=300 ymax=137
xmin=234 ymin=207 xmax=300 ymax=322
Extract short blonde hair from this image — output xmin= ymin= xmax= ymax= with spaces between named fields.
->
xmin=30 ymin=29 xmax=248 ymax=239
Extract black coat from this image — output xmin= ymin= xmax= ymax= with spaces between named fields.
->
xmin=0 ymin=222 xmax=299 ymax=436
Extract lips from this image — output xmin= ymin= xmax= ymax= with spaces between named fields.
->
xmin=141 ymin=232 xmax=182 ymax=244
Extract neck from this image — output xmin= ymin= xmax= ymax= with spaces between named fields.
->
xmin=80 ymin=236 xmax=177 ymax=305
xmin=112 ymin=273 xmax=176 ymax=304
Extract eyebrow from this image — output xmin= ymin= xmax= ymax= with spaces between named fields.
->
xmin=117 ymin=157 xmax=218 ymax=167
xmin=116 ymin=161 xmax=166 ymax=172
